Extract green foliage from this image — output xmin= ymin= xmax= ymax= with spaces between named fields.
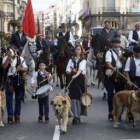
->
xmin=54 ymin=28 xmax=60 ymax=37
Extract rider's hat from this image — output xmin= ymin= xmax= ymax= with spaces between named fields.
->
xmin=111 ymin=38 xmax=121 ymax=43
xmin=60 ymin=23 xmax=67 ymax=28
xmin=17 ymin=24 xmax=22 ymax=28
xmin=37 ymin=34 xmax=42 ymax=37
xmin=133 ymin=46 xmax=140 ymax=53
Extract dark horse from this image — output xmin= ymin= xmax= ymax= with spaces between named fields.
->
xmin=36 ymin=47 xmax=50 ymax=70
xmin=55 ymin=37 xmax=71 ymax=90
xmin=89 ymin=34 xmax=110 ymax=89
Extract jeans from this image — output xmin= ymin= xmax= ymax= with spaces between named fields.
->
xmin=5 ymin=79 xmax=24 ymax=117
xmin=104 ymin=76 xmax=125 ymax=113
xmin=38 ymin=96 xmax=49 ymax=116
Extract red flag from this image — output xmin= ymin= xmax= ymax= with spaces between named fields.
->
xmin=37 ymin=17 xmax=41 ymax=35
xmin=51 ymin=34 xmax=54 ymax=40
xmin=23 ymin=0 xmax=35 ymax=38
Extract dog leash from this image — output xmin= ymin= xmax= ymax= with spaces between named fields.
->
xmin=63 ymin=79 xmax=74 ymax=94
xmin=116 ymin=70 xmax=139 ymax=89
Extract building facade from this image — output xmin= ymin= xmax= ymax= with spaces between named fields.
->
xmin=44 ymin=5 xmax=58 ymax=37
xmin=79 ymin=0 xmax=140 ymax=35
xmin=0 ymin=0 xmax=5 ymax=32
xmin=3 ymin=0 xmax=22 ymax=33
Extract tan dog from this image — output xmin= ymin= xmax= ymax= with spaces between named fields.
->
xmin=112 ymin=90 xmax=140 ymax=128
xmin=51 ymin=94 xmax=73 ymax=133
xmin=0 ymin=91 xmax=6 ymax=127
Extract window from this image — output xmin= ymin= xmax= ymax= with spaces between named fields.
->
xmin=107 ymin=0 xmax=115 ymax=12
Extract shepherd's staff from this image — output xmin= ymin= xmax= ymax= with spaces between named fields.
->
xmin=116 ymin=69 xmax=138 ymax=89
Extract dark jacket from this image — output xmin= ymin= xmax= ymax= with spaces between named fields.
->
xmin=100 ymin=28 xmax=117 ymax=41
xmin=10 ymin=31 xmax=27 ymax=51
xmin=45 ymin=39 xmax=54 ymax=47
xmin=36 ymin=39 xmax=46 ymax=51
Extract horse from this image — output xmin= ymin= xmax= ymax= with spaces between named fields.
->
xmin=36 ymin=46 xmax=54 ymax=73
xmin=21 ymin=37 xmax=36 ymax=77
xmin=87 ymin=35 xmax=110 ymax=89
xmin=55 ymin=37 xmax=71 ymax=90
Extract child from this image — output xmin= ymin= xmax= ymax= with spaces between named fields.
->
xmin=66 ymin=45 xmax=87 ymax=125
xmin=31 ymin=61 xmax=52 ymax=122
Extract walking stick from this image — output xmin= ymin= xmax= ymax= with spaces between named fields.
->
xmin=116 ymin=70 xmax=138 ymax=89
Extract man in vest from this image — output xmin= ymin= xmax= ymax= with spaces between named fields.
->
xmin=104 ymin=38 xmax=125 ymax=121
xmin=124 ymin=45 xmax=140 ymax=122
xmin=54 ymin=23 xmax=74 ymax=48
xmin=125 ymin=45 xmax=140 ymax=88
xmin=128 ymin=22 xmax=140 ymax=50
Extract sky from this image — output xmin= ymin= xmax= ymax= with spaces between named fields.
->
xmin=31 ymin=0 xmax=57 ymax=13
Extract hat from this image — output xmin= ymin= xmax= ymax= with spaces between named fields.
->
xmin=17 ymin=24 xmax=22 ymax=28
xmin=38 ymin=60 xmax=46 ymax=65
xmin=135 ymin=22 xmax=140 ymax=26
xmin=133 ymin=46 xmax=140 ymax=53
xmin=111 ymin=38 xmax=121 ymax=43
xmin=60 ymin=23 xmax=67 ymax=28
xmin=37 ymin=34 xmax=42 ymax=37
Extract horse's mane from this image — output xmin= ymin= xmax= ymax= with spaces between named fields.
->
xmin=91 ymin=35 xmax=110 ymax=54
xmin=57 ymin=37 xmax=68 ymax=52
xmin=38 ymin=47 xmax=50 ymax=66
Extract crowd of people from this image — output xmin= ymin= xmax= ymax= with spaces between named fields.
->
xmin=0 ymin=20 xmax=140 ymax=125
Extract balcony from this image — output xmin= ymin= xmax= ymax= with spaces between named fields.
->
xmin=0 ymin=10 xmax=5 ymax=18
xmin=126 ymin=7 xmax=140 ymax=14
xmin=4 ymin=0 xmax=13 ymax=3
xmin=96 ymin=7 xmax=121 ymax=15
xmin=4 ymin=12 xmax=14 ymax=18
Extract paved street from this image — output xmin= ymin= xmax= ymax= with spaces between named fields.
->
xmin=1 ymin=76 xmax=140 ymax=140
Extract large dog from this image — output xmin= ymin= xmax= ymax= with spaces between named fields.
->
xmin=51 ymin=94 xmax=73 ymax=133
xmin=0 ymin=91 xmax=6 ymax=127
xmin=112 ymin=90 xmax=140 ymax=128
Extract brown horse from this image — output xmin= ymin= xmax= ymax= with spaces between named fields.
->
xmin=55 ymin=37 xmax=71 ymax=90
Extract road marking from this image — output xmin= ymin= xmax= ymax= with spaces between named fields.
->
xmin=53 ymin=125 xmax=60 ymax=140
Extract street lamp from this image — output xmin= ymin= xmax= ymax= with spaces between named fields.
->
xmin=13 ymin=0 xmax=16 ymax=32
xmin=98 ymin=12 xmax=101 ymax=26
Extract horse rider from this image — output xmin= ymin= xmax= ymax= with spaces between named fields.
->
xmin=36 ymin=34 xmax=46 ymax=52
xmin=45 ymin=35 xmax=54 ymax=47
xmin=82 ymin=34 xmax=96 ymax=86
xmin=100 ymin=20 xmax=117 ymax=47
xmin=10 ymin=24 xmax=27 ymax=54
xmin=117 ymin=29 xmax=129 ymax=50
xmin=2 ymin=45 xmax=27 ymax=123
xmin=54 ymin=23 xmax=74 ymax=49
xmin=128 ymin=22 xmax=140 ymax=50
xmin=104 ymin=38 xmax=125 ymax=121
